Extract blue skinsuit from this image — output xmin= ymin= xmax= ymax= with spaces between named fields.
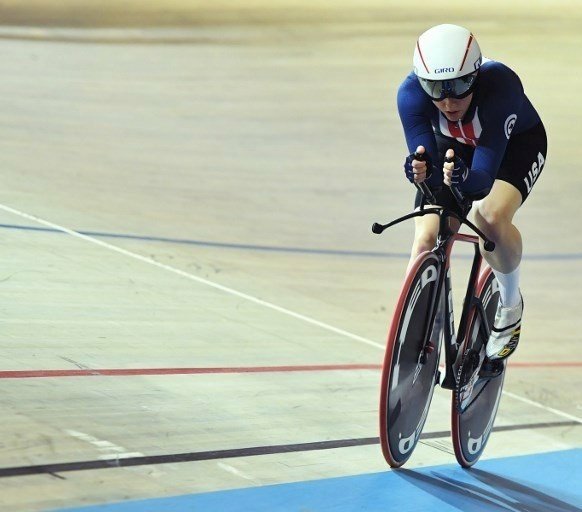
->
xmin=397 ymin=60 xmax=542 ymax=195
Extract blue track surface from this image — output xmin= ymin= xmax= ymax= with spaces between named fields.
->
xmin=56 ymin=448 xmax=582 ymax=512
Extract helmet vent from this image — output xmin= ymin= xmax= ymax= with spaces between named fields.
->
xmin=459 ymin=34 xmax=474 ymax=71
xmin=416 ymin=41 xmax=430 ymax=74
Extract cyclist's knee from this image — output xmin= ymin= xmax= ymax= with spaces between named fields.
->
xmin=411 ymin=212 xmax=439 ymax=258
xmin=474 ymin=199 xmax=513 ymax=232
xmin=412 ymin=230 xmax=437 ymax=255
xmin=475 ymin=182 xmax=521 ymax=232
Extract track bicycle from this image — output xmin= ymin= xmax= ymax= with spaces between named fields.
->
xmin=373 ymin=180 xmax=506 ymax=468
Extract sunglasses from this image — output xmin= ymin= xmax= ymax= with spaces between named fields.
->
xmin=418 ymin=71 xmax=479 ymax=100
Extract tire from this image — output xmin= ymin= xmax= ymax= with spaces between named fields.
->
xmin=451 ymin=267 xmax=505 ymax=467
xmin=379 ymin=251 xmax=442 ymax=468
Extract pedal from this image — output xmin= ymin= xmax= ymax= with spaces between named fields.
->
xmin=455 ymin=348 xmax=483 ymax=413
xmin=479 ymin=358 xmax=505 ymax=379
xmin=440 ymin=370 xmax=456 ymax=390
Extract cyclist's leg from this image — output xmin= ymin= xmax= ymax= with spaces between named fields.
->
xmin=473 ymin=122 xmax=547 ymax=359
xmin=474 ymin=179 xmax=522 ymax=276
xmin=474 ymin=180 xmax=524 ymax=359
xmin=409 ymin=212 xmax=439 ymax=270
xmin=409 ymin=188 xmax=461 ymax=272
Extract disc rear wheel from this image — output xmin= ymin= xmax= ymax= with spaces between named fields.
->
xmin=452 ymin=267 xmax=505 ymax=467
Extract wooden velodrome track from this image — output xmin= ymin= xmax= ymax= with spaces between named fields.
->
xmin=0 ymin=1 xmax=580 ymax=510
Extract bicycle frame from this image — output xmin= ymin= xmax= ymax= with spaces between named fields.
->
xmin=375 ymin=183 xmax=504 ymax=467
xmin=372 ymin=184 xmax=495 ymax=391
xmin=437 ymin=228 xmax=486 ymax=389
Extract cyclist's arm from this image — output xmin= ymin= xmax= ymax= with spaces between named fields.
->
xmin=461 ymin=66 xmax=525 ymax=195
xmin=397 ymin=75 xmax=443 ymax=187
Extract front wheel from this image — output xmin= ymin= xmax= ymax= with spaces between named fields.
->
xmin=379 ymin=251 xmax=442 ymax=468
xmin=451 ymin=267 xmax=505 ymax=467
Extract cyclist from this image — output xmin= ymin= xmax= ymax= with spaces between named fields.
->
xmin=397 ymin=24 xmax=547 ymax=360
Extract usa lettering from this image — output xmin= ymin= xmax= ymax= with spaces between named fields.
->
xmin=523 ymin=152 xmax=545 ymax=193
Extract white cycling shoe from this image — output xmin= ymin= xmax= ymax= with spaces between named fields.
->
xmin=486 ymin=295 xmax=523 ymax=360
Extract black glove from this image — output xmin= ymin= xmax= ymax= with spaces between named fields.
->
xmin=403 ymin=151 xmax=433 ymax=183
xmin=445 ymin=154 xmax=469 ymax=185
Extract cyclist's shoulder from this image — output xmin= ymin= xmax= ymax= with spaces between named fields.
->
xmin=397 ymin=71 xmax=432 ymax=109
xmin=479 ymin=59 xmax=523 ymax=90
xmin=398 ymin=71 xmax=420 ymax=96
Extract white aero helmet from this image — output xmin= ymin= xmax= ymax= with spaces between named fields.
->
xmin=413 ymin=24 xmax=482 ymax=100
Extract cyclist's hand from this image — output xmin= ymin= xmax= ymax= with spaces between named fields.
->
xmin=443 ymin=149 xmax=469 ymax=187
xmin=404 ymin=145 xmax=432 ymax=184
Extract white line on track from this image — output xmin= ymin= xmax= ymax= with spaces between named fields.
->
xmin=503 ymin=391 xmax=582 ymax=424
xmin=2 ymin=203 xmax=580 ymax=425
xmin=65 ymin=429 xmax=145 ymax=460
xmin=0 ymin=203 xmax=384 ymax=350
xmin=217 ymin=462 xmax=256 ymax=482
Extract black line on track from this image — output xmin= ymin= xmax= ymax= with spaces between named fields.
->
xmin=0 ymin=420 xmax=578 ymax=478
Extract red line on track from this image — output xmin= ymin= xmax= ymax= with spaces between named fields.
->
xmin=0 ymin=364 xmax=382 ymax=379
xmin=0 ymin=362 xmax=579 ymax=379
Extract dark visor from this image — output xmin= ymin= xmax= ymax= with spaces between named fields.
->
xmin=418 ymin=71 xmax=478 ymax=100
